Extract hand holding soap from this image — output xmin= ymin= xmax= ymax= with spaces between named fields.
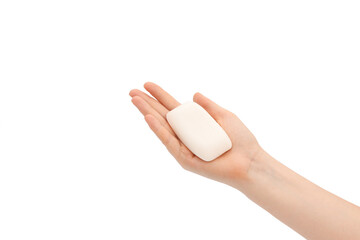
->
xmin=166 ymin=102 xmax=232 ymax=161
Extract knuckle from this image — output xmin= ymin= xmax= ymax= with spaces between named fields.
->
xmin=179 ymin=161 xmax=191 ymax=171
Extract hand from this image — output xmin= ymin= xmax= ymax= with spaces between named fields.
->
xmin=129 ymin=82 xmax=262 ymax=187
xmin=130 ymin=83 xmax=360 ymax=240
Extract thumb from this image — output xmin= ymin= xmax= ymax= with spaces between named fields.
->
xmin=193 ymin=92 xmax=228 ymax=119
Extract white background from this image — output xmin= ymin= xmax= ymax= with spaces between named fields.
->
xmin=1 ymin=1 xmax=359 ymax=239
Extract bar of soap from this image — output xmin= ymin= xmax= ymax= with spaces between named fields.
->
xmin=166 ymin=102 xmax=232 ymax=161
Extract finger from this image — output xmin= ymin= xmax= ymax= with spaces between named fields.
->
xmin=131 ymin=96 xmax=176 ymax=136
xmin=129 ymin=89 xmax=168 ymax=117
xmin=193 ymin=92 xmax=228 ymax=119
xmin=144 ymin=114 xmax=181 ymax=158
xmin=144 ymin=82 xmax=180 ymax=110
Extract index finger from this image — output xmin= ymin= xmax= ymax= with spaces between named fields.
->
xmin=144 ymin=82 xmax=180 ymax=110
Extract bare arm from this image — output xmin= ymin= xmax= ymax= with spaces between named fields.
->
xmin=129 ymin=82 xmax=360 ymax=240
xmin=242 ymin=150 xmax=360 ymax=240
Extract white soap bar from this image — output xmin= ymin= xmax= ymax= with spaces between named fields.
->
xmin=166 ymin=102 xmax=232 ymax=161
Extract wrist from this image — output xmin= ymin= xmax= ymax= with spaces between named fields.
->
xmin=232 ymin=147 xmax=277 ymax=192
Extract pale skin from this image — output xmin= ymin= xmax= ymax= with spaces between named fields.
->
xmin=129 ymin=82 xmax=360 ymax=240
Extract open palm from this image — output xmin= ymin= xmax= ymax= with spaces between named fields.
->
xmin=129 ymin=82 xmax=261 ymax=186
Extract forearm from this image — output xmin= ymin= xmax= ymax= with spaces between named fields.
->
xmin=236 ymin=149 xmax=360 ymax=240
xmin=130 ymin=83 xmax=360 ymax=239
